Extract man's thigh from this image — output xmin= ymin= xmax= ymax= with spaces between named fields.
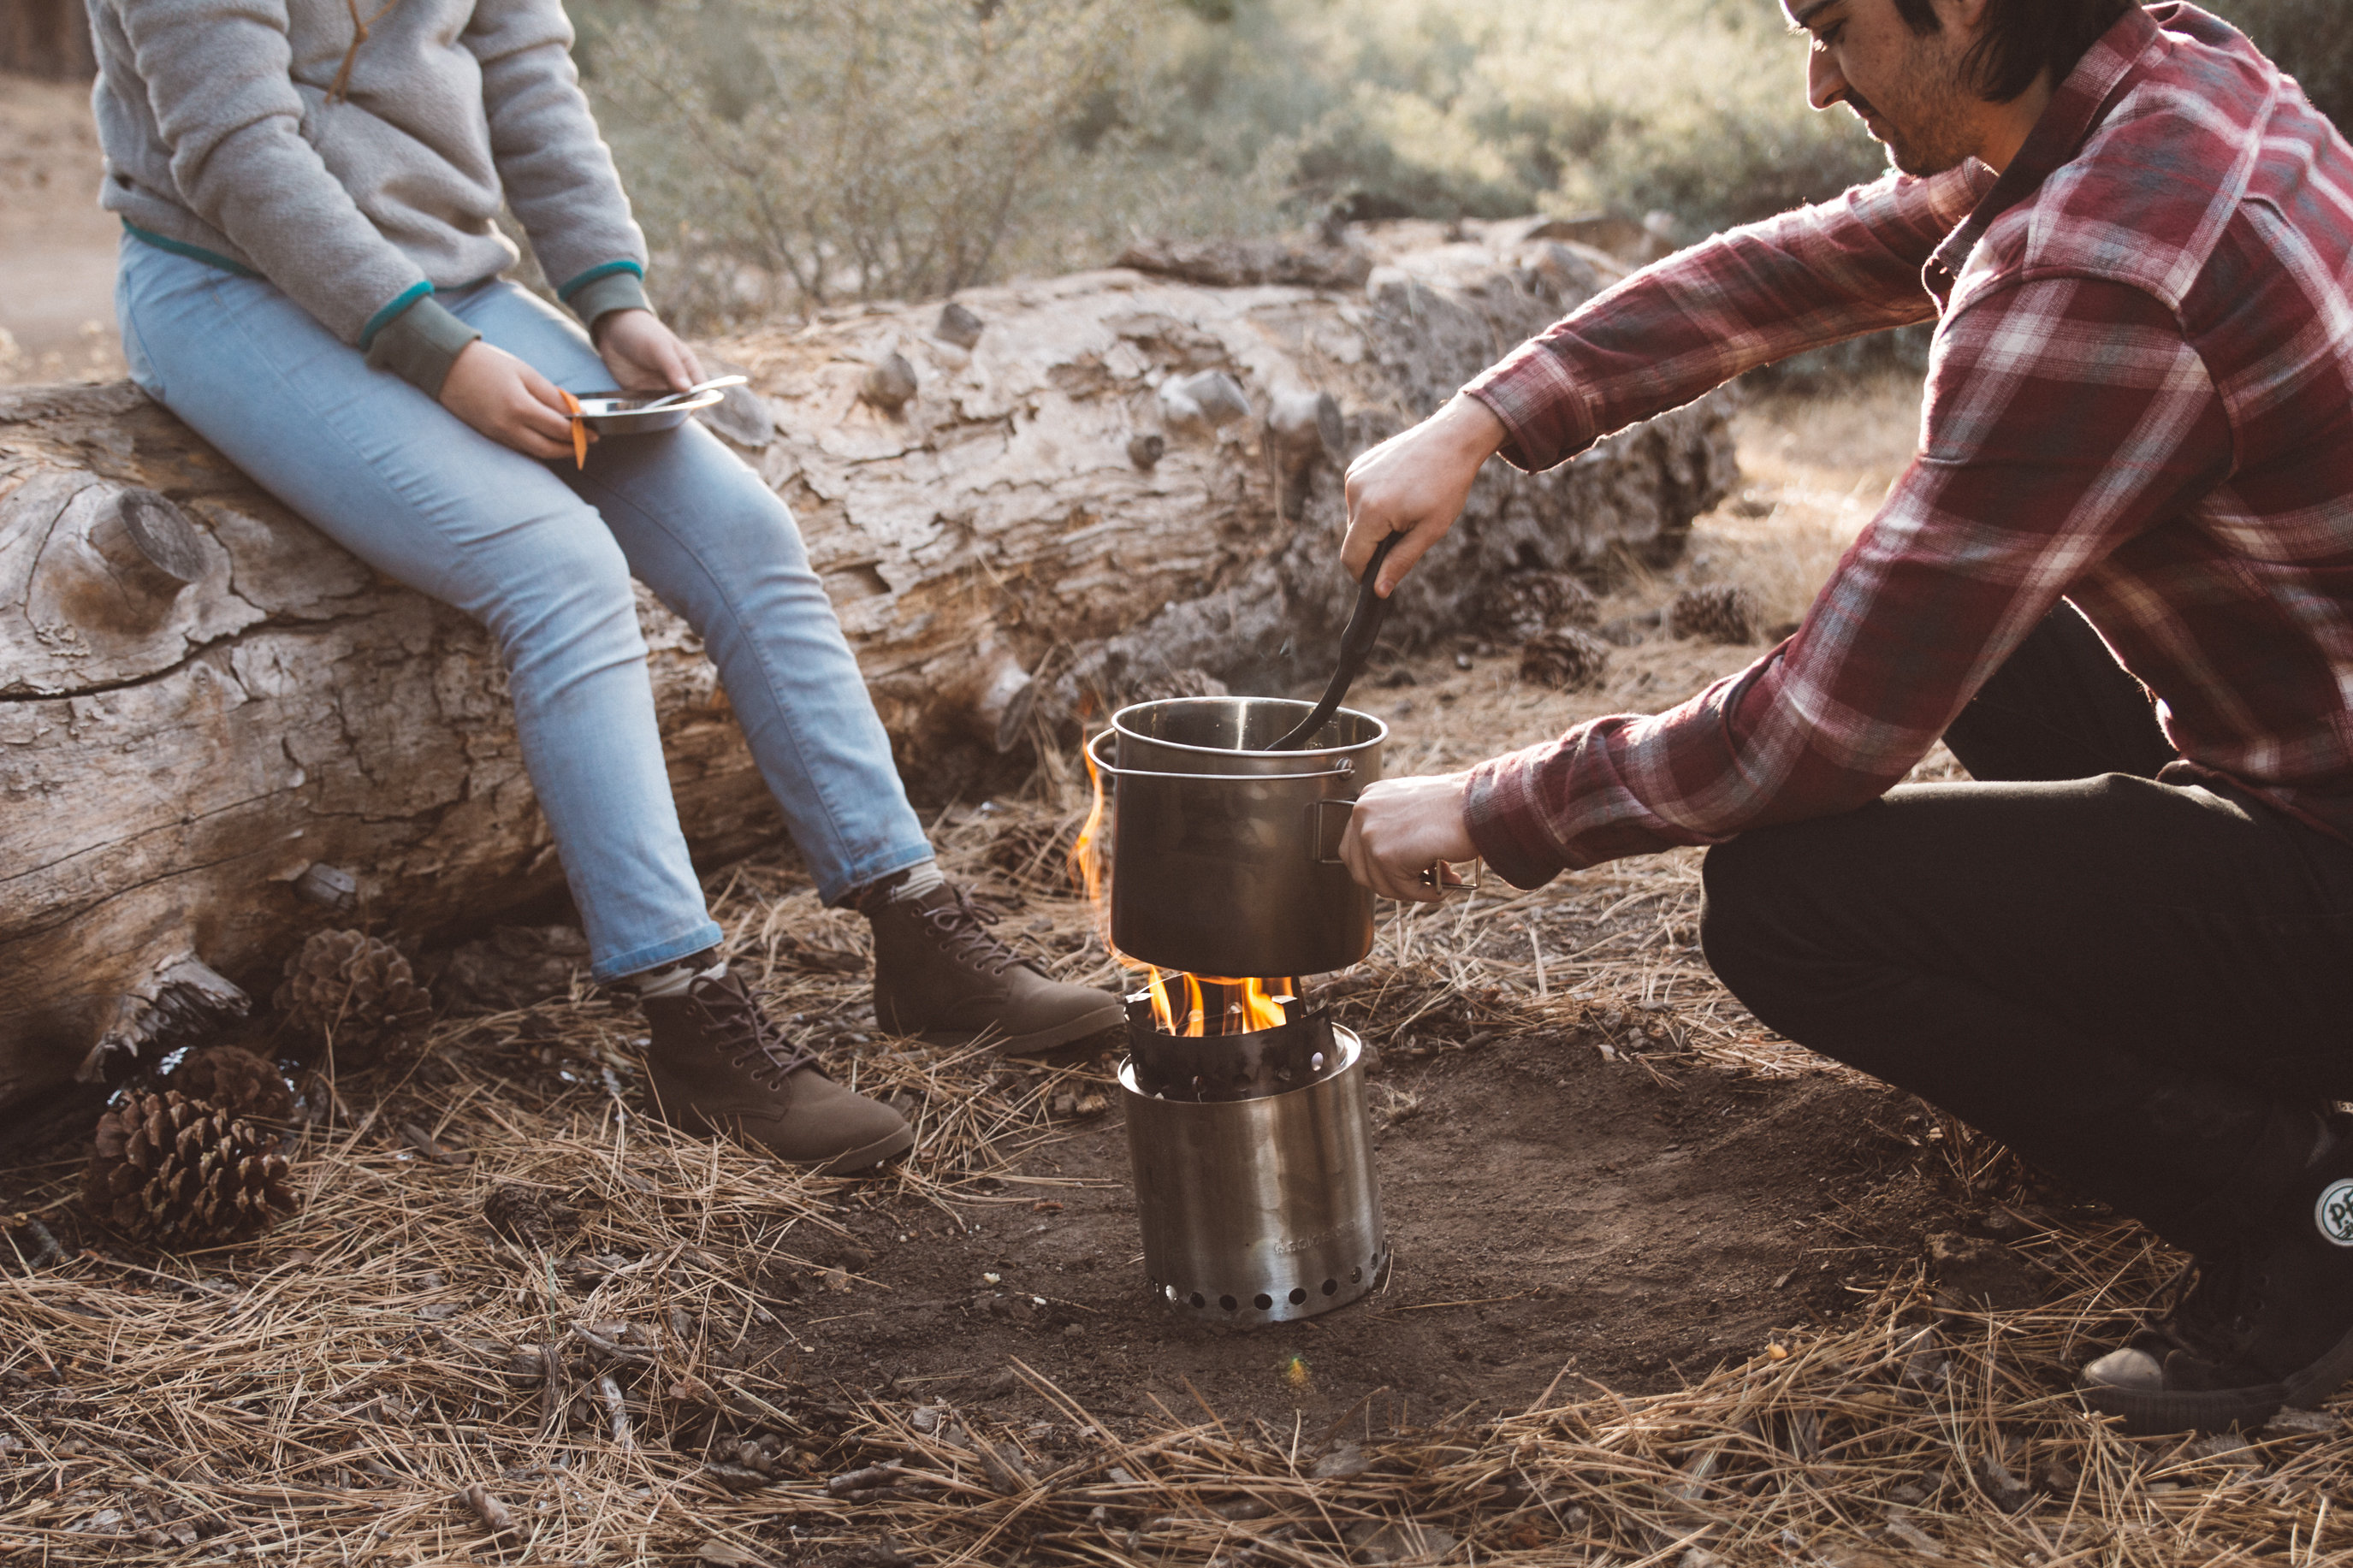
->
xmin=1704 ymin=774 xmax=2353 ymax=1097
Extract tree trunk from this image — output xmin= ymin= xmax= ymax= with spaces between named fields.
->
xmin=0 ymin=222 xmax=1735 ymax=1122
xmin=1 ymin=0 xmax=97 ymax=79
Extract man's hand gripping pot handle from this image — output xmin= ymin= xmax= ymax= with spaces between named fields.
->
xmin=1340 ymin=393 xmax=1508 ymax=596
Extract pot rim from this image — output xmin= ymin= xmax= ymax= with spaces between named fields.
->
xmin=1108 ymin=695 xmax=1388 ymax=761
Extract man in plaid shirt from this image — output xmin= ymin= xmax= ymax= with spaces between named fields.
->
xmin=1338 ymin=0 xmax=2353 ymax=1433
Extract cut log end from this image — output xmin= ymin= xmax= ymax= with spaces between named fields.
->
xmin=949 ymin=648 xmax=1039 ymax=754
xmin=76 ymin=957 xmax=253 ymax=1086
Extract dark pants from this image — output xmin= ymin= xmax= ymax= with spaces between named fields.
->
xmin=1700 ymin=606 xmax=2353 ymax=1257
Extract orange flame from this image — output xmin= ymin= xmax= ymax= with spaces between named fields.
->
xmin=1071 ymin=731 xmax=1298 ymax=1037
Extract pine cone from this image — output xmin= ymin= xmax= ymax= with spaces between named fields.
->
xmin=1668 ymin=585 xmax=1763 ymax=645
xmin=1519 ymin=628 xmax=1611 ymax=692
xmin=1478 ymin=571 xmax=1599 ymax=642
xmin=84 ymin=1090 xmax=298 ymax=1246
xmin=275 ymin=929 xmax=432 ymax=1063
xmin=169 ymin=1045 xmax=293 ymax=1122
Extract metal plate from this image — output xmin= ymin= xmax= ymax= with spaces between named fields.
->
xmin=569 ymin=388 xmax=726 ymax=435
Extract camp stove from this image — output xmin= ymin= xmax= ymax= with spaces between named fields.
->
xmin=1080 ymin=694 xmax=1404 ymax=1326
xmin=1117 ymin=975 xmax=1388 ymax=1325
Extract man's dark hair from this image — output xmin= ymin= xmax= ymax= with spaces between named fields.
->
xmin=1890 ymin=0 xmax=2143 ymax=102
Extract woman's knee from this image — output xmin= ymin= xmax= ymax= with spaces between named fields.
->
xmin=471 ymin=515 xmax=644 ymax=671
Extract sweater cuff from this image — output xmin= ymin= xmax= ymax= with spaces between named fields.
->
xmin=564 ymin=269 xmax=650 ymax=332
xmin=363 ymin=295 xmax=483 ymax=399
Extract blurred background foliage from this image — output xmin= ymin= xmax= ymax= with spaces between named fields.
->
xmin=572 ymin=0 xmax=2353 ymax=331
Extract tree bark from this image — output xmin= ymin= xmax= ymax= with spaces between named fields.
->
xmin=0 ymin=223 xmax=1734 ymax=1122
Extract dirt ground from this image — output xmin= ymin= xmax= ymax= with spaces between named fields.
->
xmin=0 ymin=70 xmax=124 ymax=378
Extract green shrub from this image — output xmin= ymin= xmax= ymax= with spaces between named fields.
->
xmin=572 ymin=0 xmax=2350 ymax=331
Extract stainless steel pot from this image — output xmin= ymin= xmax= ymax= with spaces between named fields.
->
xmin=1088 ymin=695 xmax=1384 ymax=978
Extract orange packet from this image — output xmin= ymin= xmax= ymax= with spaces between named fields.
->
xmin=558 ymin=388 xmax=586 ymax=469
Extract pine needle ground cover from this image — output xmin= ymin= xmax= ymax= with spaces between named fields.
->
xmin=6 ymin=387 xmax=2348 ymax=1563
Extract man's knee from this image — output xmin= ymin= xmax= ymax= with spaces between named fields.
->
xmin=1698 ymin=820 xmax=1850 ymax=1011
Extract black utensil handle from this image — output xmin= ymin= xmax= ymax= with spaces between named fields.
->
xmin=1267 ymin=533 xmax=1402 ymax=751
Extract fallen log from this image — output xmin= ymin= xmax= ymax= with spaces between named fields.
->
xmin=0 ymin=220 xmax=1735 ymax=1124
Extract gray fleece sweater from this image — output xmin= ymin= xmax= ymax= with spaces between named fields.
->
xmin=89 ymin=0 xmax=651 ymax=393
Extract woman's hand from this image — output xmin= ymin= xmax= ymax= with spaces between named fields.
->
xmin=594 ymin=308 xmax=703 ymax=394
xmin=1338 ymin=772 xmax=1479 ymax=904
xmin=1341 ymin=393 xmax=1507 ymax=595
xmin=439 ymin=340 xmax=578 ymax=460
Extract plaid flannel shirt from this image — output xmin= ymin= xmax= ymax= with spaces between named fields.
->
xmin=1459 ymin=3 xmax=2353 ymax=890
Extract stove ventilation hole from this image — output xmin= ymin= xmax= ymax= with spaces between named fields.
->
xmin=1190 ymin=1292 xmax=1206 ymax=1309
xmin=1219 ymin=1294 xmax=1239 ymax=1312
xmin=1254 ymin=1293 xmax=1273 ymax=1311
xmin=1288 ymin=1287 xmax=1307 ymax=1305
xmin=1350 ymin=1266 xmax=1363 ymax=1284
xmin=1321 ymin=1278 xmax=1338 ymax=1296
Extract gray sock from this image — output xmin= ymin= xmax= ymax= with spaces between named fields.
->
xmin=880 ymin=861 xmax=946 ymax=904
xmin=631 ymin=953 xmax=726 ymax=1000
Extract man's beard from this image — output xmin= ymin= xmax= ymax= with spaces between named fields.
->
xmin=1846 ymin=41 xmax=1978 ymax=175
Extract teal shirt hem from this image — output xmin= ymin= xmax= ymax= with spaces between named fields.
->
xmin=121 ymin=220 xmax=261 ymax=279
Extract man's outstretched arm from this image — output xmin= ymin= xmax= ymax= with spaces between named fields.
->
xmin=1348 ymin=274 xmax=2235 ymax=897
xmin=1343 ymin=163 xmax=1989 ymax=593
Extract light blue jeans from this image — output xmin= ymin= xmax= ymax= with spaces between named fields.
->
xmin=116 ymin=237 xmax=933 ymax=979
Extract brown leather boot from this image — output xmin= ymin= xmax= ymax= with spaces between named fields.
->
xmin=640 ymin=970 xmax=913 ymax=1175
xmin=867 ymin=884 xmax=1123 ymax=1054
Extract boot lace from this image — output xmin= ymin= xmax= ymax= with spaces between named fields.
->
xmin=920 ymin=887 xmax=1026 ymax=978
xmin=689 ymin=976 xmax=819 ymax=1089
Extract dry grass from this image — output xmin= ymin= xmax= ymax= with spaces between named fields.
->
xmin=9 ymin=377 xmax=2341 ymax=1564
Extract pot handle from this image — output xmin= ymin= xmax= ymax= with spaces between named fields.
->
xmin=1309 ymin=796 xmax=1355 ymax=864
xmin=1308 ymin=798 xmax=1483 ymax=896
xmin=1084 ymin=726 xmax=1356 ymax=783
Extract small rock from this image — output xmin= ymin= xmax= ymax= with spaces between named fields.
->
xmin=1342 ymin=1519 xmax=1455 ymax=1564
xmin=1978 ymin=1455 xmax=2032 ymax=1512
xmin=1052 ymin=1091 xmax=1078 ymax=1118
xmin=1127 ymin=432 xmax=1165 ymax=470
xmin=1926 ymin=1232 xmax=2051 ymax=1311
xmin=862 ymin=353 xmax=918 ymax=412
xmin=910 ymin=1405 xmax=941 ymax=1433
xmin=1310 ymin=1443 xmax=1367 ymax=1479
xmin=2265 ymin=1407 xmax=2342 ymax=1436
xmin=1063 ymin=1322 xmax=1084 ymax=1339
xmin=934 ymin=300 xmax=985 ymax=349
xmin=1074 ymin=1092 xmax=1108 ymax=1117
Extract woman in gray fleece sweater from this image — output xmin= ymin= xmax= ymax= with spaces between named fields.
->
xmin=91 ymin=0 xmax=1121 ymax=1173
